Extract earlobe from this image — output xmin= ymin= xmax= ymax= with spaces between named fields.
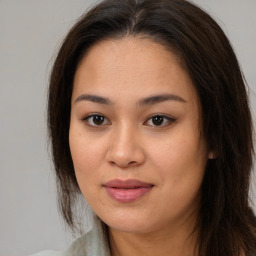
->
xmin=208 ymin=151 xmax=216 ymax=159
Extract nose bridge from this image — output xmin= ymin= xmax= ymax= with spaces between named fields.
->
xmin=106 ymin=121 xmax=145 ymax=167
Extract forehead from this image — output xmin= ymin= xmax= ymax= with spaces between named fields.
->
xmin=73 ymin=36 xmax=198 ymax=104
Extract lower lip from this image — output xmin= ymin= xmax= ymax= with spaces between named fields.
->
xmin=104 ymin=186 xmax=153 ymax=203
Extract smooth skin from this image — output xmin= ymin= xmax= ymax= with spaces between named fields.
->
xmin=69 ymin=37 xmax=211 ymax=256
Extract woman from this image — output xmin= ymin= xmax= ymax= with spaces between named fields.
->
xmin=33 ymin=0 xmax=256 ymax=255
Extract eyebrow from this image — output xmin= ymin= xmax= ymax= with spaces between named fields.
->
xmin=75 ymin=94 xmax=112 ymax=105
xmin=75 ymin=93 xmax=186 ymax=105
xmin=138 ymin=94 xmax=186 ymax=105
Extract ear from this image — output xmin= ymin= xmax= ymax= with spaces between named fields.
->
xmin=208 ymin=151 xmax=216 ymax=159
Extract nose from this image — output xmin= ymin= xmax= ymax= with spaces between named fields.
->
xmin=106 ymin=124 xmax=145 ymax=168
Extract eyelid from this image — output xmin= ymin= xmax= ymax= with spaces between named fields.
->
xmin=144 ymin=114 xmax=176 ymax=127
xmin=82 ymin=113 xmax=111 ymax=127
xmin=81 ymin=113 xmax=176 ymax=128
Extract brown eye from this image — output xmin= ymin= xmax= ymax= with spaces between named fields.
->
xmin=83 ymin=114 xmax=110 ymax=126
xmin=92 ymin=115 xmax=105 ymax=125
xmin=152 ymin=115 xmax=164 ymax=126
xmin=144 ymin=115 xmax=176 ymax=127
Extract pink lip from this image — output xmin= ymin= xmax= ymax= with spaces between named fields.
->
xmin=103 ymin=179 xmax=154 ymax=203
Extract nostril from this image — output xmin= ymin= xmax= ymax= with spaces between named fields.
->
xmin=108 ymin=160 xmax=139 ymax=168
xmin=128 ymin=160 xmax=137 ymax=166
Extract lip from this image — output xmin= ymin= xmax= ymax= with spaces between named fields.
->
xmin=103 ymin=179 xmax=154 ymax=203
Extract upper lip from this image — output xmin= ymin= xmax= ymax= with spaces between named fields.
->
xmin=103 ymin=179 xmax=153 ymax=189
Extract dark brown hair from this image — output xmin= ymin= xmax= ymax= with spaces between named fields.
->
xmin=48 ymin=0 xmax=256 ymax=255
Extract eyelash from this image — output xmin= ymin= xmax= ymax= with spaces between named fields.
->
xmin=82 ymin=113 xmax=111 ymax=127
xmin=82 ymin=113 xmax=176 ymax=128
xmin=144 ymin=114 xmax=176 ymax=127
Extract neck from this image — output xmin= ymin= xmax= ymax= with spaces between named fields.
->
xmin=108 ymin=218 xmax=199 ymax=256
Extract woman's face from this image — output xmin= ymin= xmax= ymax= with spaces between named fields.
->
xmin=69 ymin=37 xmax=210 ymax=234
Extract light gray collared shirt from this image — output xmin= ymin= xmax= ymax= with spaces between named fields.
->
xmin=30 ymin=215 xmax=110 ymax=256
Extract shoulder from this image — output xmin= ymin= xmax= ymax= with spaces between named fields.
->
xmin=29 ymin=215 xmax=110 ymax=256
xmin=28 ymin=251 xmax=63 ymax=256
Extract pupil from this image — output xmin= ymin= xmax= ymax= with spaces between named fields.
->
xmin=152 ymin=116 xmax=163 ymax=126
xmin=93 ymin=115 xmax=104 ymax=125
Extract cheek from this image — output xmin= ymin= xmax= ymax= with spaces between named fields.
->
xmin=148 ymin=132 xmax=207 ymax=215
xmin=150 ymin=131 xmax=205 ymax=168
xmin=69 ymin=133 xmax=107 ymax=208
xmin=148 ymin=123 xmax=207 ymax=190
xmin=69 ymin=126 xmax=106 ymax=185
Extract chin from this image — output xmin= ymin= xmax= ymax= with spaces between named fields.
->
xmin=98 ymin=211 xmax=160 ymax=234
xmin=107 ymin=221 xmax=152 ymax=234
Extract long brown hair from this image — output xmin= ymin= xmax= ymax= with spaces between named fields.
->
xmin=47 ymin=0 xmax=256 ymax=255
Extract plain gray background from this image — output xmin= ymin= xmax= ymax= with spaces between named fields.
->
xmin=0 ymin=0 xmax=255 ymax=255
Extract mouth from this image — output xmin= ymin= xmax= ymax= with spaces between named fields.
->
xmin=103 ymin=179 xmax=154 ymax=203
